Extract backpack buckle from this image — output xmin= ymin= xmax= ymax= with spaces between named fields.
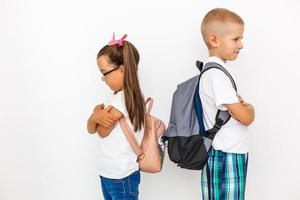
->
xmin=214 ymin=118 xmax=224 ymax=130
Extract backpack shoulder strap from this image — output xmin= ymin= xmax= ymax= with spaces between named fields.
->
xmin=197 ymin=61 xmax=238 ymax=140
xmin=119 ymin=98 xmax=154 ymax=158
xmin=119 ymin=118 xmax=143 ymax=157
xmin=200 ymin=62 xmax=237 ymax=91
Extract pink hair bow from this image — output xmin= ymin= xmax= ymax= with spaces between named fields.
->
xmin=108 ymin=33 xmax=127 ymax=46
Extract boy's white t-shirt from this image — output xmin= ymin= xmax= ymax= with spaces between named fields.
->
xmin=95 ymin=91 xmax=143 ymax=179
xmin=199 ymin=56 xmax=249 ymax=154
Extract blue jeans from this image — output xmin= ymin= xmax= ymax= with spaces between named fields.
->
xmin=100 ymin=171 xmax=140 ymax=200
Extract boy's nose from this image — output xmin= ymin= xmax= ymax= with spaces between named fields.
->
xmin=239 ymin=41 xmax=244 ymax=49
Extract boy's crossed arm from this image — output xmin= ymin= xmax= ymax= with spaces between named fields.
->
xmin=226 ymin=94 xmax=255 ymax=126
xmin=87 ymin=104 xmax=123 ymax=137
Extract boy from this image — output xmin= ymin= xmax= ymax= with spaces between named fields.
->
xmin=199 ymin=8 xmax=255 ymax=199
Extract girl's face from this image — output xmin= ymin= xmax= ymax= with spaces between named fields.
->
xmin=97 ymin=55 xmax=124 ymax=92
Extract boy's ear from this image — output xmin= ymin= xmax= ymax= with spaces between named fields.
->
xmin=208 ymin=33 xmax=218 ymax=48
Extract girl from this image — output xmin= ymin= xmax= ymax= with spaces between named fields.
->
xmin=87 ymin=33 xmax=145 ymax=200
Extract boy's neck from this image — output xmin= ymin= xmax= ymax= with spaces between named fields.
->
xmin=209 ymin=50 xmax=227 ymax=63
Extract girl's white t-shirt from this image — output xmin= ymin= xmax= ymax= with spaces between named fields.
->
xmin=95 ymin=91 xmax=143 ymax=179
xmin=199 ymin=56 xmax=249 ymax=154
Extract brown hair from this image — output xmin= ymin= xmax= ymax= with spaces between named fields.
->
xmin=201 ymin=8 xmax=244 ymax=48
xmin=97 ymin=41 xmax=145 ymax=132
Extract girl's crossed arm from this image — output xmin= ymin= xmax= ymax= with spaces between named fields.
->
xmin=87 ymin=105 xmax=123 ymax=137
xmin=95 ymin=106 xmax=123 ymax=138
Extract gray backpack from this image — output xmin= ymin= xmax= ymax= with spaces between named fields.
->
xmin=162 ymin=61 xmax=237 ymax=170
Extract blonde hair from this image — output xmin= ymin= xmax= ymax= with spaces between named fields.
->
xmin=201 ymin=8 xmax=244 ymax=48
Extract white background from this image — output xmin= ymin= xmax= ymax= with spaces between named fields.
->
xmin=1 ymin=0 xmax=300 ymax=199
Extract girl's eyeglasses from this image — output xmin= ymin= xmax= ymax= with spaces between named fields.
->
xmin=101 ymin=66 xmax=120 ymax=80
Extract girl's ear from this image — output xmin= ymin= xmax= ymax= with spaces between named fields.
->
xmin=208 ymin=33 xmax=218 ymax=48
xmin=119 ymin=65 xmax=125 ymax=74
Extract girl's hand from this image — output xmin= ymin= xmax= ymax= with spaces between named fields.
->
xmin=93 ymin=103 xmax=105 ymax=112
xmin=92 ymin=106 xmax=117 ymax=128
xmin=96 ymin=106 xmax=123 ymax=138
xmin=87 ymin=103 xmax=104 ymax=134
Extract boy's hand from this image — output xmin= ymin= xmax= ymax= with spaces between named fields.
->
xmin=243 ymin=103 xmax=255 ymax=111
xmin=226 ymin=93 xmax=255 ymax=126
xmin=237 ymin=93 xmax=245 ymax=104
xmin=237 ymin=94 xmax=254 ymax=109
xmin=92 ymin=106 xmax=117 ymax=128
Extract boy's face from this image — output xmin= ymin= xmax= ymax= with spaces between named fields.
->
xmin=214 ymin=22 xmax=244 ymax=62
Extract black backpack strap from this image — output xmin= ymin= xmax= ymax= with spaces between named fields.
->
xmin=197 ymin=61 xmax=237 ymax=140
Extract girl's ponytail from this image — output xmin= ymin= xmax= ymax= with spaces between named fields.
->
xmin=122 ymin=41 xmax=145 ymax=132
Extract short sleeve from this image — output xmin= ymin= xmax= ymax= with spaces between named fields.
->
xmin=206 ymin=69 xmax=239 ymax=110
xmin=109 ymin=91 xmax=127 ymax=116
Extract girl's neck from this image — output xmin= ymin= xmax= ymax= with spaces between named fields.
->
xmin=114 ymin=89 xmax=123 ymax=94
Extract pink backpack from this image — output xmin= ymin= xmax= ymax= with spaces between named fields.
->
xmin=119 ymin=97 xmax=166 ymax=173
